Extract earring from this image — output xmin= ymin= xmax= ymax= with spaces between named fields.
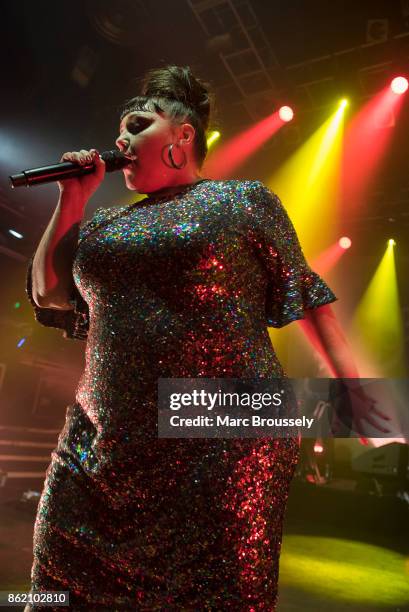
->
xmin=167 ymin=143 xmax=187 ymax=169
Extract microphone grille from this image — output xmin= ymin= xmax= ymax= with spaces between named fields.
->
xmin=101 ymin=150 xmax=131 ymax=172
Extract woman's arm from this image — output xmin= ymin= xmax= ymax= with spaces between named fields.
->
xmin=32 ymin=193 xmax=85 ymax=309
xmin=32 ymin=148 xmax=105 ymax=310
xmin=297 ymin=303 xmax=359 ymax=378
xmin=298 ymin=303 xmax=391 ymax=436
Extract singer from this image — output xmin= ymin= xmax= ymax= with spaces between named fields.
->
xmin=24 ymin=65 xmax=387 ymax=610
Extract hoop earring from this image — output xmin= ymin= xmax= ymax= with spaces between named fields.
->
xmin=167 ymin=143 xmax=187 ymax=169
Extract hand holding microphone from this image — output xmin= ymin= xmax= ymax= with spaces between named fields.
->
xmin=57 ymin=149 xmax=106 ymax=202
xmin=8 ymin=149 xmax=132 ymax=201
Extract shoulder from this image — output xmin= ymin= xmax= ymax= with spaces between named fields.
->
xmin=237 ymin=179 xmax=280 ymax=205
xmin=205 ymin=178 xmax=279 ymax=200
xmin=202 ymin=178 xmax=280 ymax=204
xmin=206 ymin=180 xmax=284 ymax=223
xmin=200 ymin=179 xmax=286 ymax=229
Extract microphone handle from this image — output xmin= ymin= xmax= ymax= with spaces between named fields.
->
xmin=9 ymin=150 xmax=131 ymax=188
xmin=10 ymin=161 xmax=95 ymax=188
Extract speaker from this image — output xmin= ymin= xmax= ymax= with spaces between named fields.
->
xmin=352 ymin=442 xmax=408 ymax=480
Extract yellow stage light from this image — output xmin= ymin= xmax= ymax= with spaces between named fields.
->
xmin=267 ymin=105 xmax=346 ymax=255
xmin=352 ymin=241 xmax=406 ymax=375
xmin=207 ymin=131 xmax=221 ymax=147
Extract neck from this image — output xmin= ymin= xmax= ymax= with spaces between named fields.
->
xmin=146 ymin=172 xmax=202 ymax=198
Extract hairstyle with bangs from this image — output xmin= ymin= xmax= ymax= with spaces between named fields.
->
xmin=118 ymin=65 xmax=214 ymax=170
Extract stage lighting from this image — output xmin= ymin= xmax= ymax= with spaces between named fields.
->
xmin=339 ymin=236 xmax=352 ymax=249
xmin=207 ymin=130 xmax=220 ymax=147
xmin=390 ymin=76 xmax=408 ymax=95
xmin=313 ymin=441 xmax=324 ymax=454
xmin=388 ymin=238 xmax=396 ymax=246
xmin=339 ymin=99 xmax=349 ymax=108
xmin=8 ymin=229 xmax=23 ymax=239
xmin=279 ymin=106 xmax=294 ymax=122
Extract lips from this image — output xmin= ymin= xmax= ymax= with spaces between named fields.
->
xmin=122 ymin=155 xmax=138 ymax=170
xmin=123 ymin=161 xmax=138 ymax=174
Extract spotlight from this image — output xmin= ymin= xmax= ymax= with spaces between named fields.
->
xmin=279 ymin=106 xmax=294 ymax=122
xmin=388 ymin=238 xmax=396 ymax=246
xmin=339 ymin=99 xmax=349 ymax=108
xmin=8 ymin=229 xmax=23 ymax=239
xmin=390 ymin=76 xmax=408 ymax=95
xmin=313 ymin=442 xmax=324 ymax=454
xmin=207 ymin=130 xmax=220 ymax=147
xmin=339 ymin=236 xmax=352 ymax=249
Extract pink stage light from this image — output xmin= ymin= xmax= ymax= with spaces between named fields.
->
xmin=390 ymin=76 xmax=408 ymax=95
xmin=339 ymin=236 xmax=352 ymax=249
xmin=278 ymin=106 xmax=294 ymax=122
xmin=314 ymin=442 xmax=324 ymax=454
xmin=204 ymin=112 xmax=282 ymax=179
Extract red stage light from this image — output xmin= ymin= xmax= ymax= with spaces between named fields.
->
xmin=279 ymin=106 xmax=294 ymax=122
xmin=390 ymin=76 xmax=408 ymax=95
xmin=313 ymin=442 xmax=324 ymax=454
xmin=339 ymin=236 xmax=352 ymax=249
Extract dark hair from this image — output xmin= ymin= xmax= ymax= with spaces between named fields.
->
xmin=119 ymin=65 xmax=214 ymax=169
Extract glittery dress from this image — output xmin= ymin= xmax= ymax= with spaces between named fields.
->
xmin=25 ymin=179 xmax=337 ymax=611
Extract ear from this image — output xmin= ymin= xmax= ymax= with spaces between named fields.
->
xmin=178 ymin=122 xmax=196 ymax=146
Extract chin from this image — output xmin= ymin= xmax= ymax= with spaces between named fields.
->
xmin=126 ymin=183 xmax=139 ymax=191
xmin=124 ymin=176 xmax=140 ymax=191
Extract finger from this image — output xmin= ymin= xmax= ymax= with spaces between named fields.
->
xmin=90 ymin=149 xmax=101 ymax=161
xmin=372 ymin=407 xmax=391 ymax=420
xmin=79 ymin=149 xmax=93 ymax=164
xmin=364 ymin=413 xmax=391 ymax=433
xmin=60 ymin=152 xmax=76 ymax=162
xmin=62 ymin=151 xmax=83 ymax=165
xmin=90 ymin=149 xmax=106 ymax=175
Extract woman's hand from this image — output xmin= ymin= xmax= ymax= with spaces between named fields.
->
xmin=333 ymin=381 xmax=392 ymax=444
xmin=350 ymin=386 xmax=391 ymax=430
xmin=57 ymin=149 xmax=105 ymax=204
xmin=300 ymin=307 xmax=393 ymax=444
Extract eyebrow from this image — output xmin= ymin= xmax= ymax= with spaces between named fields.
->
xmin=119 ymin=112 xmax=154 ymax=132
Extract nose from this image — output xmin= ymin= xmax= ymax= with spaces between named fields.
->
xmin=115 ymin=137 xmax=129 ymax=152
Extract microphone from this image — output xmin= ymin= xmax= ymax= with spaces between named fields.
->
xmin=8 ymin=150 xmax=132 ymax=188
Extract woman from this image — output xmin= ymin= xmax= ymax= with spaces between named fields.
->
xmin=25 ymin=65 xmax=388 ymax=611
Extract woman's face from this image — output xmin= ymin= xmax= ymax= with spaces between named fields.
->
xmin=115 ymin=108 xmax=194 ymax=193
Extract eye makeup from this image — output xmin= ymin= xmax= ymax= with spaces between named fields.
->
xmin=126 ymin=118 xmax=152 ymax=135
xmin=119 ymin=113 xmax=153 ymax=135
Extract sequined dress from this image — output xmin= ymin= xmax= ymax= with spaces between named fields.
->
xmin=25 ymin=179 xmax=337 ymax=611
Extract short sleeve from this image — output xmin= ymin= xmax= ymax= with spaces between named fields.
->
xmin=245 ymin=180 xmax=338 ymax=328
xmin=25 ymin=207 xmax=107 ymax=341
